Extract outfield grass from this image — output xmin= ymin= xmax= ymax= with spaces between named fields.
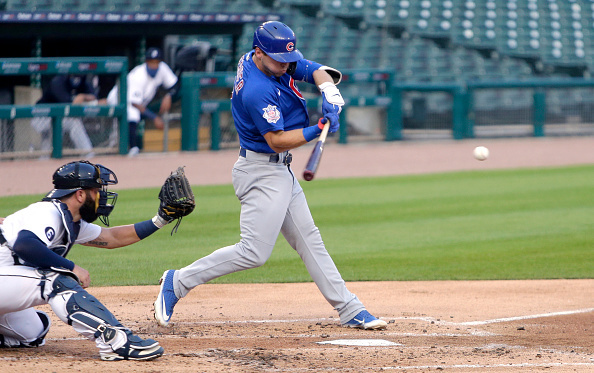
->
xmin=1 ymin=165 xmax=592 ymax=286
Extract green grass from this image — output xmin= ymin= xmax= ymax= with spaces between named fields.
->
xmin=1 ymin=165 xmax=593 ymax=286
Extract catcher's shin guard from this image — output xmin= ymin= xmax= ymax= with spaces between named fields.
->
xmin=49 ymin=274 xmax=164 ymax=360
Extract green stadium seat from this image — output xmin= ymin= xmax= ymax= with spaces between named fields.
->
xmin=279 ymin=0 xmax=321 ymax=6
xmin=31 ymin=0 xmax=53 ymax=10
xmin=321 ymin=0 xmax=365 ymax=20
xmin=364 ymin=0 xmax=410 ymax=29
xmin=405 ymin=0 xmax=455 ymax=39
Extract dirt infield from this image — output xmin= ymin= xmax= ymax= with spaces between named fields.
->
xmin=5 ymin=281 xmax=594 ymax=372
xmin=1 ymin=137 xmax=593 ymax=371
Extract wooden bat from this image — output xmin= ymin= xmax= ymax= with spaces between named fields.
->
xmin=303 ymin=118 xmax=331 ymax=181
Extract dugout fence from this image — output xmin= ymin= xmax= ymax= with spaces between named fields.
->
xmin=2 ymin=61 xmax=594 ymax=159
xmin=179 ymin=70 xmax=400 ymax=151
xmin=180 ymin=73 xmax=594 ymax=151
xmin=0 ymin=57 xmax=128 ymax=160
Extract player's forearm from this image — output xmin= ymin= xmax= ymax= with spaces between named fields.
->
xmin=85 ymin=215 xmax=170 ymax=249
xmin=84 ymin=225 xmax=142 ymax=249
xmin=312 ymin=69 xmax=335 ymax=87
xmin=159 ymin=94 xmax=172 ymax=114
xmin=264 ymin=129 xmax=309 ymax=153
xmin=72 ymin=93 xmax=97 ymax=104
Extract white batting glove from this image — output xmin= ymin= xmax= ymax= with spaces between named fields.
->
xmin=318 ymin=82 xmax=345 ymax=114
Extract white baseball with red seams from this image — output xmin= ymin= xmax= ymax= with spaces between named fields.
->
xmin=473 ymin=146 xmax=489 ymax=161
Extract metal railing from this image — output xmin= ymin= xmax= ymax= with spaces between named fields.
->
xmin=0 ymin=57 xmax=128 ymax=159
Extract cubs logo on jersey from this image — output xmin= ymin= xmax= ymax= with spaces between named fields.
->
xmin=289 ymin=77 xmax=304 ymax=100
xmin=262 ymin=105 xmax=281 ymax=123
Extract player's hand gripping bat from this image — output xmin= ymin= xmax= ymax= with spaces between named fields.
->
xmin=303 ymin=117 xmax=331 ymax=181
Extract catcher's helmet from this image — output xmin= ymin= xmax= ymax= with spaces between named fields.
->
xmin=44 ymin=161 xmax=119 ymax=225
xmin=253 ymin=21 xmax=303 ymax=63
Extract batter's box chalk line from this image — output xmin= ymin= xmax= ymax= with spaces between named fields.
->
xmin=317 ymin=339 xmax=402 ymax=347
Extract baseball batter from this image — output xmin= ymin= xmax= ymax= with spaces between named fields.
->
xmin=0 ymin=160 xmax=178 ymax=360
xmin=107 ymin=47 xmax=178 ymax=156
xmin=154 ymin=21 xmax=387 ymax=330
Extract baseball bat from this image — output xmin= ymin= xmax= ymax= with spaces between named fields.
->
xmin=303 ymin=117 xmax=331 ymax=181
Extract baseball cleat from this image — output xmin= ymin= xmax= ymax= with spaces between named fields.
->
xmin=154 ymin=269 xmax=179 ymax=327
xmin=100 ymin=330 xmax=164 ymax=361
xmin=343 ymin=310 xmax=388 ymax=330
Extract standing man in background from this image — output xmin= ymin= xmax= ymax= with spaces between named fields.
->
xmin=31 ymin=74 xmax=97 ymax=158
xmin=107 ymin=47 xmax=178 ymax=156
xmin=154 ymin=21 xmax=388 ymax=330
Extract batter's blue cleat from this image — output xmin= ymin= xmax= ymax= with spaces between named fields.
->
xmin=154 ymin=270 xmax=179 ymax=327
xmin=343 ymin=310 xmax=388 ymax=330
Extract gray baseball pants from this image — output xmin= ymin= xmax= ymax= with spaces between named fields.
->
xmin=175 ymin=150 xmax=365 ymax=324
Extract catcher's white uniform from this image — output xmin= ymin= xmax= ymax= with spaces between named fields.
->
xmin=0 ymin=199 xmax=163 ymax=360
xmin=0 ymin=201 xmax=99 ymax=346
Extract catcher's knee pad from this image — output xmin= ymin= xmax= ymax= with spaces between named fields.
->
xmin=49 ymin=274 xmax=123 ymax=340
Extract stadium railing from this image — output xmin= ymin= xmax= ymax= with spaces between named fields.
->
xmin=180 ymin=72 xmax=594 ymax=148
xmin=0 ymin=57 xmax=128 ymax=159
xmin=179 ymin=69 xmax=400 ymax=150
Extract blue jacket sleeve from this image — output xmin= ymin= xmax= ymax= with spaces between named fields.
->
xmin=49 ymin=76 xmax=74 ymax=103
xmin=12 ymin=230 xmax=75 ymax=270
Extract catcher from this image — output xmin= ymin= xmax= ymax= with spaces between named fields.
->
xmin=0 ymin=161 xmax=194 ymax=360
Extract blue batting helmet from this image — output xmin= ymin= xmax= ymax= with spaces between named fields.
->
xmin=253 ymin=21 xmax=303 ymax=63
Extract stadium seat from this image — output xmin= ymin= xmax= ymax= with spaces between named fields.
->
xmin=363 ymin=0 xmax=410 ymax=29
xmin=405 ymin=0 xmax=455 ymax=39
xmin=321 ymin=0 xmax=365 ymax=20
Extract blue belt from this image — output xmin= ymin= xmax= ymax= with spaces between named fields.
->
xmin=239 ymin=148 xmax=292 ymax=165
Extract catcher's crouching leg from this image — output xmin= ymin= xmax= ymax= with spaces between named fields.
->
xmin=47 ymin=273 xmax=164 ymax=361
xmin=0 ymin=310 xmax=51 ymax=348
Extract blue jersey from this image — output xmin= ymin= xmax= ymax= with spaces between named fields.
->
xmin=231 ymin=51 xmax=323 ymax=153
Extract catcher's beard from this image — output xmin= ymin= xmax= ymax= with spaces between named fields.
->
xmin=80 ymin=191 xmax=100 ymax=223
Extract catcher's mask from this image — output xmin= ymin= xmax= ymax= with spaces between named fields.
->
xmin=43 ymin=160 xmax=119 ymax=226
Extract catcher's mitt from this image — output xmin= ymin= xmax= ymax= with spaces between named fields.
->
xmin=158 ymin=166 xmax=195 ymax=234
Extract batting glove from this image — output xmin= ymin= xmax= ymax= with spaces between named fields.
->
xmin=319 ymin=113 xmax=340 ymax=133
xmin=319 ymin=82 xmax=344 ymax=115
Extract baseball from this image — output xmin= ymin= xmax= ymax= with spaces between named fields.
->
xmin=473 ymin=146 xmax=489 ymax=161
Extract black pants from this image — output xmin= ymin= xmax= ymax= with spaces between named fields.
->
xmin=129 ymin=121 xmax=138 ymax=149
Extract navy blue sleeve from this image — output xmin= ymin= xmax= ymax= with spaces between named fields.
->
xmin=12 ymin=230 xmax=75 ymax=270
xmin=81 ymin=80 xmax=96 ymax=95
xmin=48 ymin=76 xmax=74 ymax=103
